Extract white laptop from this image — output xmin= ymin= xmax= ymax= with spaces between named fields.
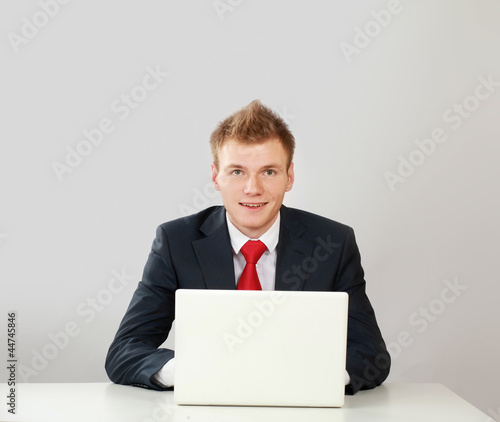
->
xmin=174 ymin=289 xmax=348 ymax=407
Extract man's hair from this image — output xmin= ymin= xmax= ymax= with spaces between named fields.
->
xmin=210 ymin=100 xmax=295 ymax=169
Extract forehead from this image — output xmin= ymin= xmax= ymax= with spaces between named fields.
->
xmin=218 ymin=138 xmax=287 ymax=166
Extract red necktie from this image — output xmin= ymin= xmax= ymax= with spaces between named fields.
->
xmin=237 ymin=240 xmax=267 ymax=290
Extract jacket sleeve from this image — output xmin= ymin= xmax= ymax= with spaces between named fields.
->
xmin=105 ymin=225 xmax=177 ymax=390
xmin=336 ymin=227 xmax=391 ymax=394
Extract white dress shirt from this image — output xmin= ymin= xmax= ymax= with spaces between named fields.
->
xmin=226 ymin=212 xmax=280 ymax=291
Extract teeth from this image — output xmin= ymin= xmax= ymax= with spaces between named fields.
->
xmin=242 ymin=203 xmax=264 ymax=207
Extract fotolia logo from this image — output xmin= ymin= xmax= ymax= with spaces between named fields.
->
xmin=7 ymin=0 xmax=72 ymax=54
xmin=385 ymin=74 xmax=499 ymax=192
xmin=339 ymin=1 xmax=404 ymax=63
xmin=223 ymin=292 xmax=286 ymax=353
xmin=18 ymin=269 xmax=134 ymax=381
xmin=51 ymin=65 xmax=168 ymax=182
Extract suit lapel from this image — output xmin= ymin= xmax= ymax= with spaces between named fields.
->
xmin=192 ymin=207 xmax=236 ymax=290
xmin=193 ymin=206 xmax=315 ymax=291
xmin=275 ymin=206 xmax=315 ymax=291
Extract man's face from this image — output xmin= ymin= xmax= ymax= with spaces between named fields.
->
xmin=212 ymin=138 xmax=294 ymax=239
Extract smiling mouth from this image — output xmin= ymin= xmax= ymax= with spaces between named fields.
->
xmin=240 ymin=203 xmax=267 ymax=208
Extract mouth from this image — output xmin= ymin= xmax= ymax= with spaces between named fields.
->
xmin=240 ymin=202 xmax=267 ymax=209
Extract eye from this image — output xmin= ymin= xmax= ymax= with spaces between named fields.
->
xmin=232 ymin=169 xmax=243 ymax=176
xmin=265 ymin=170 xmax=276 ymax=176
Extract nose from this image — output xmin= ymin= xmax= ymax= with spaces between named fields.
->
xmin=244 ymin=174 xmax=263 ymax=195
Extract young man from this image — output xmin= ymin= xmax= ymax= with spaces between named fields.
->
xmin=105 ymin=100 xmax=390 ymax=394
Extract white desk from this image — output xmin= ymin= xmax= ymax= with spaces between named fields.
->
xmin=1 ymin=383 xmax=493 ymax=422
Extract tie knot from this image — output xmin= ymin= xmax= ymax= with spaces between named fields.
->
xmin=240 ymin=240 xmax=267 ymax=264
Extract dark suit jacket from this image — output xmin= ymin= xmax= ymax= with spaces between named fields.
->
xmin=105 ymin=205 xmax=390 ymax=394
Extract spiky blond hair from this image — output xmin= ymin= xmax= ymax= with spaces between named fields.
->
xmin=210 ymin=100 xmax=295 ymax=169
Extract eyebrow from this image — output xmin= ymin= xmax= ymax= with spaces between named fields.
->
xmin=224 ymin=162 xmax=284 ymax=171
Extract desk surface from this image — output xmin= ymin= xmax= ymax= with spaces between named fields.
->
xmin=1 ymin=382 xmax=493 ymax=422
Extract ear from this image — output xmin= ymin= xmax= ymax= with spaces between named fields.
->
xmin=211 ymin=162 xmax=221 ymax=191
xmin=285 ymin=162 xmax=294 ymax=192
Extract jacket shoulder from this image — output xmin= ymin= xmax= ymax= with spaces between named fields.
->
xmin=158 ymin=206 xmax=224 ymax=236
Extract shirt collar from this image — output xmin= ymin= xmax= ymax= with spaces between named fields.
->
xmin=226 ymin=211 xmax=280 ymax=254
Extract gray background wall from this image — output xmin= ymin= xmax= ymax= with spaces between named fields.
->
xmin=1 ymin=0 xmax=499 ymax=419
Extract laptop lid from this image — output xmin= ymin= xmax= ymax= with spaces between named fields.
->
xmin=174 ymin=289 xmax=348 ymax=407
